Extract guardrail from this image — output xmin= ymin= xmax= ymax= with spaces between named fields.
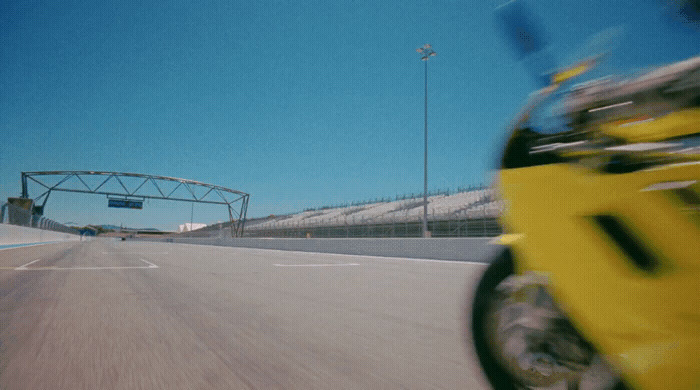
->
xmin=245 ymin=217 xmax=502 ymax=238
xmin=136 ymin=236 xmax=500 ymax=263
xmin=0 ymin=202 xmax=78 ymax=235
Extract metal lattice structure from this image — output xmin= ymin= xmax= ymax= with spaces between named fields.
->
xmin=21 ymin=171 xmax=250 ymax=237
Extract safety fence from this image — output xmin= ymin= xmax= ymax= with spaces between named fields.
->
xmin=0 ymin=202 xmax=78 ymax=235
xmin=245 ymin=217 xmax=501 ymax=238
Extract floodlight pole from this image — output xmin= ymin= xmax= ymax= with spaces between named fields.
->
xmin=417 ymin=44 xmax=436 ymax=238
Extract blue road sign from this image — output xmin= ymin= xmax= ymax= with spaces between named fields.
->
xmin=108 ymin=199 xmax=143 ymax=209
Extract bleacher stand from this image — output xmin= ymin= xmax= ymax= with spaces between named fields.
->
xmin=242 ymin=187 xmax=502 ymax=238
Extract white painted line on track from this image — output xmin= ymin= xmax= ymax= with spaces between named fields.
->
xmin=273 ymin=263 xmax=360 ymax=267
xmin=14 ymin=258 xmax=158 ymax=271
xmin=139 ymin=258 xmax=159 ymax=268
xmin=15 ymin=259 xmax=43 ymax=270
xmin=17 ymin=266 xmax=158 ymax=270
xmin=19 ymin=266 xmax=159 ymax=270
xmin=102 ymin=252 xmax=169 ymax=255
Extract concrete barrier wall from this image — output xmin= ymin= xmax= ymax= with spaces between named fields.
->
xmin=0 ymin=224 xmax=81 ymax=246
xmin=138 ymin=236 xmax=501 ymax=262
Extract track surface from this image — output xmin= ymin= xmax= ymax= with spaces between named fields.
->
xmin=0 ymin=240 xmax=491 ymax=389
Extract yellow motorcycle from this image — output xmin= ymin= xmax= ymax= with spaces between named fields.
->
xmin=470 ymin=53 xmax=699 ymax=389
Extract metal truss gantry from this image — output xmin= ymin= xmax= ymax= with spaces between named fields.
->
xmin=21 ymin=171 xmax=250 ymax=237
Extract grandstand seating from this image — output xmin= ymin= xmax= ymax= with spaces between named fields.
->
xmin=246 ymin=188 xmax=503 ymax=232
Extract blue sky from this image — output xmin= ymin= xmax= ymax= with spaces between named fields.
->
xmin=1 ymin=0 xmax=697 ymax=230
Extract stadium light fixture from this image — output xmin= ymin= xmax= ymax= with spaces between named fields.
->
xmin=417 ymin=44 xmax=436 ymax=237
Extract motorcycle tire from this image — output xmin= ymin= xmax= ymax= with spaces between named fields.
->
xmin=470 ymin=249 xmax=628 ymax=390
xmin=471 ymin=250 xmax=518 ymax=390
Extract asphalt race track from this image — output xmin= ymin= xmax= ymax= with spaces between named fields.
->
xmin=0 ymin=240 xmax=492 ymax=389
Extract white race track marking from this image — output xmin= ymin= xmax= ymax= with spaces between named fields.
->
xmin=15 ymin=259 xmax=43 ymax=270
xmin=274 ymin=263 xmax=360 ymax=267
xmin=139 ymin=258 xmax=159 ymax=268
xmin=102 ymin=251 xmax=169 ymax=255
xmin=15 ymin=258 xmax=158 ymax=270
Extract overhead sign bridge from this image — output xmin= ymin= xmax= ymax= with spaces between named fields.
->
xmin=21 ymin=171 xmax=250 ymax=237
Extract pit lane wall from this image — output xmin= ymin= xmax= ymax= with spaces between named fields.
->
xmin=138 ymin=236 xmax=500 ymax=262
xmin=0 ymin=224 xmax=81 ymax=248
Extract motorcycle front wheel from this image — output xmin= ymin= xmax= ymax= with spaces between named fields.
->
xmin=470 ymin=250 xmax=628 ymax=390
